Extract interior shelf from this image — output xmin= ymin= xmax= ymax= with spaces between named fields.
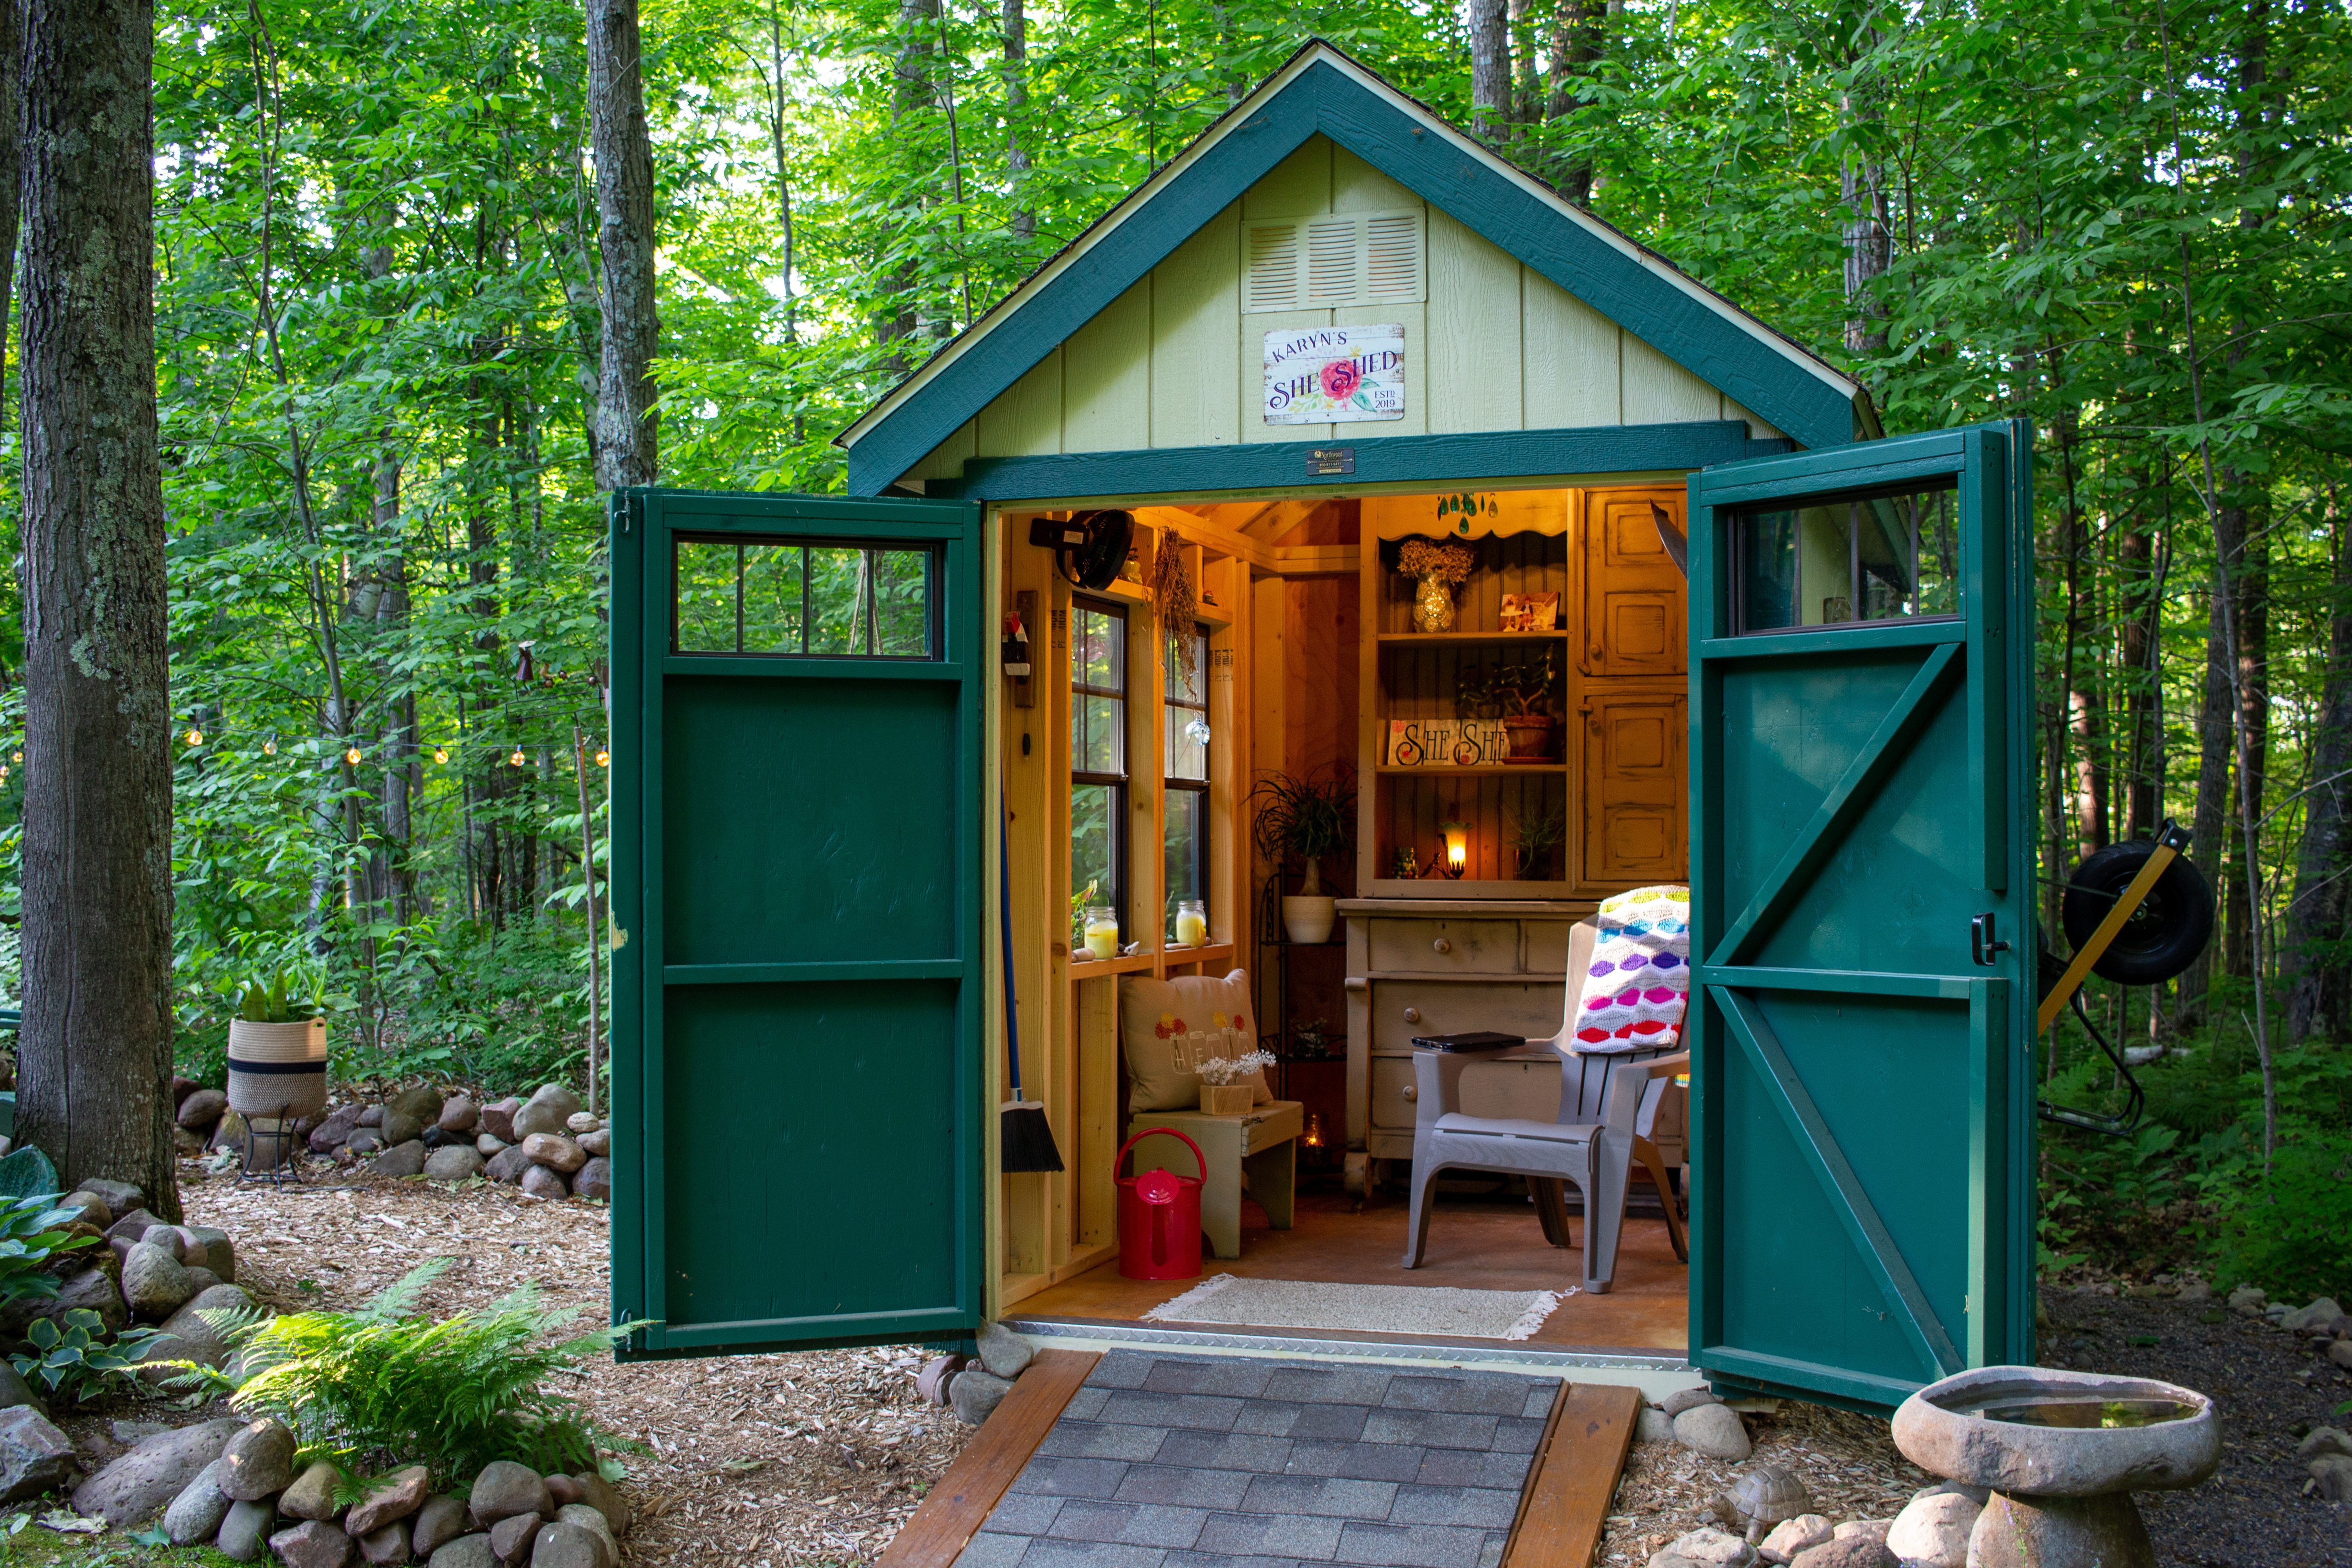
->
xmin=1374 ymin=763 xmax=1568 ymax=776
xmin=1373 ymin=630 xmax=1570 ymax=645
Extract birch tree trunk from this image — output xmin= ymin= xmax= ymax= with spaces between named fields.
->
xmin=1467 ymin=0 xmax=1509 ymax=142
xmin=17 ymin=0 xmax=179 ymax=1215
xmin=588 ymin=0 xmax=659 ymax=489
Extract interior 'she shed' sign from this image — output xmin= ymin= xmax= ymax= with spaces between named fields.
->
xmin=1263 ymin=325 xmax=1405 ymax=424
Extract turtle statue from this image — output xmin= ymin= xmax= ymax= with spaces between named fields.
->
xmin=1705 ymin=1463 xmax=1811 ymax=1544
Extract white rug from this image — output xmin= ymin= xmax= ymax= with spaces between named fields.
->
xmin=1141 ymin=1273 xmax=1569 ymax=1341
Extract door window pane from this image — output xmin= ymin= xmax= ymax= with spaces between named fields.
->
xmin=675 ymin=542 xmax=740 ymax=652
xmin=675 ymin=537 xmax=935 ymax=657
xmin=740 ymin=544 xmax=804 ymax=652
xmin=1733 ymin=481 xmax=1960 ymax=634
xmin=873 ymin=550 xmax=931 ymax=656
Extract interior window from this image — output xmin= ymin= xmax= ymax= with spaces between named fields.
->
xmin=1733 ymin=482 xmax=1959 ymax=634
xmin=673 ymin=537 xmax=935 ymax=658
xmin=1071 ymin=599 xmax=1127 ymax=952
xmin=1163 ymin=626 xmax=1211 ymax=942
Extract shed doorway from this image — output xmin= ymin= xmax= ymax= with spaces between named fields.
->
xmin=991 ymin=481 xmax=1693 ymax=1360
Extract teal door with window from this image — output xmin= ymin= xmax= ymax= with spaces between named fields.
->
xmin=1686 ymin=420 xmax=2036 ymax=1412
xmin=609 ymin=488 xmax=985 ymax=1357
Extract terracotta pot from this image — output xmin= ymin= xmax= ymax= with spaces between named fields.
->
xmin=1198 ymin=1084 xmax=1253 ymax=1116
xmin=1502 ymin=715 xmax=1555 ymax=761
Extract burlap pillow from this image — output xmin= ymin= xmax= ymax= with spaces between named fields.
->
xmin=1118 ymin=968 xmax=1273 ymax=1112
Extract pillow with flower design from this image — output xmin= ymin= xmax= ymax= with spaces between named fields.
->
xmin=1117 ymin=969 xmax=1272 ymax=1111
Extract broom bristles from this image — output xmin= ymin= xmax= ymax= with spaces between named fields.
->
xmin=1000 ymin=1099 xmax=1064 ymax=1173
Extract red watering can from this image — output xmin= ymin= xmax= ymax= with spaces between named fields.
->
xmin=1116 ymin=1127 xmax=1206 ymax=1281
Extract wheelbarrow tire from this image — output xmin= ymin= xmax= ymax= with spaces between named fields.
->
xmin=2060 ymin=840 xmax=2215 ymax=985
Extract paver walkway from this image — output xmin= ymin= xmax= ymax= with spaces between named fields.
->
xmin=952 ymin=1352 xmax=1561 ymax=1568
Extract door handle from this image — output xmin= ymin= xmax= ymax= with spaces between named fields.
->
xmin=1970 ymin=913 xmax=2011 ymax=967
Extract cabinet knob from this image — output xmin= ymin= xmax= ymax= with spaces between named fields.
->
xmin=1432 ymin=937 xmax=1451 ymax=955
xmin=1402 ymin=1084 xmax=1418 ymax=1101
xmin=1402 ymin=1006 xmax=1422 ymax=1024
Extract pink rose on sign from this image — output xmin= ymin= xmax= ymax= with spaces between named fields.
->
xmin=1320 ymin=358 xmax=1361 ymax=400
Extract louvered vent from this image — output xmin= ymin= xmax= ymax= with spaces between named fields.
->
xmin=1244 ymin=223 xmax=1301 ymax=312
xmin=1241 ymin=209 xmax=1424 ymax=313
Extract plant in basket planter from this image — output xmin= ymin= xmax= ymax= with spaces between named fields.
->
xmin=1196 ymin=1051 xmax=1274 ymax=1116
xmin=1397 ymin=538 xmax=1475 ymax=633
xmin=225 ymin=969 xmax=330 ymax=1148
xmin=1249 ymin=768 xmax=1356 ymax=944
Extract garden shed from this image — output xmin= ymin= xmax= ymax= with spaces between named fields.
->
xmin=608 ymin=39 xmax=2040 ymax=1419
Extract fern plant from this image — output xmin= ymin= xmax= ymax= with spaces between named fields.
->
xmin=188 ymin=1259 xmax=639 ymax=1482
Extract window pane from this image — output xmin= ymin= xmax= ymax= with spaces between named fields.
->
xmin=1165 ymin=633 xmax=1206 ymax=704
xmin=1737 ymin=510 xmax=1797 ymax=633
xmin=1736 ymin=482 xmax=1959 ymax=634
xmin=1073 ymin=604 xmax=1124 ymax=693
xmin=1075 ymin=695 xmax=1125 ymax=776
xmin=1164 ymin=702 xmax=1207 ymax=782
xmin=675 ymin=542 xmax=739 ymax=652
xmin=1164 ymin=789 xmax=1204 ymax=911
xmin=806 ymin=546 xmax=866 ymax=653
xmin=740 ymin=544 xmax=804 ymax=653
xmin=1072 ymin=784 xmax=1118 ymax=942
xmin=872 ymin=550 xmax=931 ymax=657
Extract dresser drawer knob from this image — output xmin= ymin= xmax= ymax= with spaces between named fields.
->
xmin=1402 ymin=1006 xmax=1422 ymax=1024
xmin=1401 ymin=1084 xmax=1418 ymax=1101
xmin=1432 ymin=937 xmax=1451 ymax=955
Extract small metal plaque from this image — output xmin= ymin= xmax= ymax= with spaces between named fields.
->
xmin=1307 ymin=447 xmax=1355 ymax=477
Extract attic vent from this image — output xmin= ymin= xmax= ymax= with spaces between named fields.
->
xmin=1241 ymin=208 xmax=1426 ymax=314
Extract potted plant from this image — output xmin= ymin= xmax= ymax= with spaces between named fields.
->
xmin=1511 ymin=809 xmax=1565 ymax=880
xmin=1495 ymin=649 xmax=1559 ymax=762
xmin=1249 ymin=768 xmax=1356 ymax=944
xmin=1195 ymin=1050 xmax=1274 ymax=1116
xmin=1397 ymin=538 xmax=1475 ymax=633
xmin=225 ymin=969 xmax=329 ymax=1125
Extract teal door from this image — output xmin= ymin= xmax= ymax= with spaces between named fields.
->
xmin=1686 ymin=421 xmax=2036 ymax=1412
xmin=609 ymin=488 xmax=985 ymax=1357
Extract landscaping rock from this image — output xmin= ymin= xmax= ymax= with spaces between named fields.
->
xmin=112 ymin=1419 xmax=172 ymax=1445
xmin=519 ymin=1164 xmax=570 ymax=1200
xmin=272 ymin=1519 xmax=357 ymax=1568
xmin=0 ymin=1360 xmax=47 ymax=1417
xmin=489 ymin=1513 xmax=542 ymax=1564
xmin=975 ymin=1319 xmax=1034 ymax=1379
xmin=1647 ymin=1526 xmax=1756 ymax=1567
xmin=1884 ymin=1490 xmax=1978 ymax=1568
xmin=372 ymin=1140 xmax=430 ymax=1178
xmin=358 ymin=1106 xmax=384 ymax=1127
xmin=511 ymin=1085 xmax=583 ymax=1140
xmin=2329 ymin=1340 xmax=2352 ymax=1371
xmin=1635 ymin=1407 xmax=1677 ymax=1445
xmin=138 ymin=1282 xmax=259 ymax=1380
xmin=82 ymin=1176 xmax=145 ymax=1216
xmin=469 ymin=1461 xmax=551 ymax=1528
xmin=916 ymin=1355 xmax=966 ymax=1405
xmin=425 ymin=1146 xmax=487 ymax=1182
xmin=387 ymin=1086 xmax=446 ymax=1126
xmin=70 ymin=1416 xmax=244 ymax=1525
xmin=174 ymin=1125 xmax=208 ymax=1155
xmin=380 ymin=1111 xmax=426 ymax=1149
xmin=1757 ymin=1514 xmax=1833 ymax=1565
xmin=411 ymin=1496 xmax=468 ymax=1557
xmin=482 ymin=1099 xmax=522 ymax=1142
xmin=554 ymin=1503 xmax=618 ymax=1563
xmin=181 ymin=1225 xmax=236 ymax=1280
xmin=521 ymin=1133 xmax=586 ymax=1173
xmin=2227 ymin=1284 xmax=2266 ymax=1315
xmin=56 ymin=1191 xmax=110 ymax=1228
xmin=1661 ymin=1386 xmax=1723 ymax=1417
xmin=2281 ymin=1296 xmax=2344 ymax=1333
xmin=565 ymin=1112 xmax=599 ymax=1135
xmin=576 ymin=1128 xmax=610 ymax=1158
xmin=950 ymin=1368 xmax=1014 ymax=1425
xmin=184 ymin=1263 xmax=224 ymax=1294
xmin=310 ymin=1105 xmax=366 ymax=1152
xmin=1789 ymin=1535 xmax=1896 ymax=1568
xmin=569 ymin=1471 xmax=630 ymax=1538
xmin=432 ymin=1534 xmax=498 ymax=1568
xmin=212 ymin=1108 xmax=251 ymax=1151
xmin=485 ymin=1145 xmax=534 ymax=1184
xmin=171 ymin=1075 xmax=204 ymax=1109
xmin=347 ymin=1129 xmax=386 ymax=1157
xmin=545 ymin=1475 xmax=583 ymax=1508
xmin=221 ymin=1417 xmax=298 ymax=1501
xmin=218 ymin=1498 xmax=278 ymax=1561
xmin=439 ymin=1096 xmax=480 ymax=1134
xmin=103 ymin=1207 xmax=160 ymax=1246
xmin=0 ymin=1406 xmax=76 ymax=1504
xmin=2310 ymin=1453 xmax=2352 ymax=1502
xmin=281 ymin=1459 xmax=346 ymax=1520
xmin=39 ymin=1265 xmax=127 ymax=1334
xmin=359 ymin=1520 xmax=415 ymax=1565
xmin=178 ymin=1088 xmax=229 ymax=1129
xmin=570 ymin=1159 xmax=610 ymax=1202
xmin=476 ymin=1134 xmax=511 ymax=1158
xmin=163 ymin=1459 xmax=236 ymax=1546
xmin=2175 ymin=1277 xmax=2212 ymax=1301
xmin=1674 ymin=1402 xmax=1752 ymax=1460
xmin=529 ymin=1519 xmax=611 ymax=1568
xmin=122 ymin=1239 xmax=196 ymax=1319
xmin=348 ymin=1465 xmax=433 ymax=1537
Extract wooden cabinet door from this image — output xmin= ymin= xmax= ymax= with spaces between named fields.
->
xmin=1583 ymin=490 xmax=1688 ymax=678
xmin=1578 ymin=681 xmax=1687 ymax=893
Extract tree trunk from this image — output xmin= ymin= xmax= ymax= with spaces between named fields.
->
xmin=2117 ymin=500 xmax=2161 ymax=840
xmin=1002 ymin=0 xmax=1032 ymax=242
xmin=17 ymin=0 xmax=179 ymax=1216
xmin=2179 ymin=565 xmax=2236 ymax=1023
xmin=2287 ymin=499 xmax=2352 ymax=1042
xmin=587 ymin=0 xmax=658 ymax=489
xmin=2218 ymin=483 xmax=2268 ymax=976
xmin=2056 ymin=408 xmax=2107 ymax=860
xmin=0 ymin=0 xmax=23 ymax=368
xmin=877 ymin=0 xmax=938 ymax=375
xmin=1545 ymin=0 xmax=1603 ymax=204
xmin=1468 ymin=0 xmax=1509 ymax=142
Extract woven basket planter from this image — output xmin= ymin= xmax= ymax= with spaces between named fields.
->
xmin=226 ymin=1018 xmax=328 ymax=1118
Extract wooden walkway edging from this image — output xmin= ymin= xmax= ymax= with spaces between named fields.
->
xmin=877 ymin=1349 xmax=1100 ymax=1568
xmin=1499 ymin=1381 xmax=1642 ymax=1568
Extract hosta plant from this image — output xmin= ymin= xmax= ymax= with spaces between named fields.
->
xmin=12 ymin=1310 xmax=169 ymax=1406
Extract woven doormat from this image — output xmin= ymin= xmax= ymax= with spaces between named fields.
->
xmin=1142 ymin=1274 xmax=1568 ymax=1340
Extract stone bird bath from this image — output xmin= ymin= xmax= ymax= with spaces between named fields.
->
xmin=1891 ymin=1365 xmax=2218 ymax=1568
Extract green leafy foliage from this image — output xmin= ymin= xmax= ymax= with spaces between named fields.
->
xmin=11 ymin=1311 xmax=169 ymax=1406
xmin=0 ymin=1196 xmax=98 ymax=1309
xmin=0 ymin=1149 xmax=59 ymax=1204
xmin=224 ymin=1259 xmax=641 ymax=1482
xmin=232 ymin=969 xmax=323 ymax=1025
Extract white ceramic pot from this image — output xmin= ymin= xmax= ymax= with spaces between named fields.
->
xmin=1281 ymin=895 xmax=1337 ymax=946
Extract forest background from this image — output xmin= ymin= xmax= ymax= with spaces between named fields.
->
xmin=0 ymin=0 xmax=2343 ymax=1292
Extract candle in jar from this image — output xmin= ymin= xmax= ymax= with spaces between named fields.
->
xmin=1083 ymin=918 xmax=1119 ymax=960
xmin=1175 ymin=906 xmax=1207 ymax=946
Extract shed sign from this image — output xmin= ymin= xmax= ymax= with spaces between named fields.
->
xmin=1263 ymin=325 xmax=1404 ymax=425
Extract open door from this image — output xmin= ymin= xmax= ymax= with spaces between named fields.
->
xmin=1685 ymin=421 xmax=2036 ymax=1412
xmin=609 ymin=488 xmax=986 ymax=1358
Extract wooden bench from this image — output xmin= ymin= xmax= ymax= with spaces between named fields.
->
xmin=1126 ymin=1100 xmax=1303 ymax=1259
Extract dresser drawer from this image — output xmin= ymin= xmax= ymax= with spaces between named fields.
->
xmin=1365 ymin=917 xmax=1520 ymax=975
xmin=1370 ymin=1052 xmax=1566 ymax=1132
xmin=1523 ymin=920 xmax=1577 ymax=979
xmin=1368 ymin=979 xmax=1565 ymax=1055
xmin=1370 ymin=1055 xmax=1416 ymax=1131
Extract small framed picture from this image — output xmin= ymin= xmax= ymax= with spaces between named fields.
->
xmin=1501 ymin=592 xmax=1559 ymax=632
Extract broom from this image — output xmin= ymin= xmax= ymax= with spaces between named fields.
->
xmin=1000 ymin=804 xmax=1064 ymax=1173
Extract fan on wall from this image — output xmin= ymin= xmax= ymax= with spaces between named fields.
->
xmin=1029 ymin=511 xmax=1137 ymax=590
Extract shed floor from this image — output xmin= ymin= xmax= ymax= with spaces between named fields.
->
xmin=1010 ymin=1187 xmax=1687 ymax=1353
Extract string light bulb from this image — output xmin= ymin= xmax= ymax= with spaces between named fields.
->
xmin=184 ymin=727 xmax=203 ymax=747
xmin=432 ymin=747 xmax=449 ymax=765
xmin=262 ymin=740 xmax=277 ymax=756
xmin=594 ymin=749 xmax=610 ymax=768
xmin=510 ymin=748 xmax=526 ymax=767
xmin=9 ymin=751 xmax=19 ymax=764
xmin=344 ymin=746 xmax=362 ymax=765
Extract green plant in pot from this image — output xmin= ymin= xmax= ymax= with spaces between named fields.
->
xmin=226 ymin=967 xmax=331 ymax=1134
xmin=1249 ymin=768 xmax=1356 ymax=944
xmin=1511 ymin=809 xmax=1565 ymax=881
xmin=1493 ymin=649 xmax=1558 ymax=762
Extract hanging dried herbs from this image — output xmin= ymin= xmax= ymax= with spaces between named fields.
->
xmin=1152 ymin=534 xmax=1199 ymax=680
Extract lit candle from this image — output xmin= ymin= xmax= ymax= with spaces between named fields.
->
xmin=1441 ymin=821 xmax=1470 ymax=877
xmin=1175 ymin=899 xmax=1207 ymax=947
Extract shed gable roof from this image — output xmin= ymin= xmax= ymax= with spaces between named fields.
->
xmin=840 ymin=40 xmax=1867 ymax=495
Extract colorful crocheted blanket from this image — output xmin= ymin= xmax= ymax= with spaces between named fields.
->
xmin=1572 ymin=884 xmax=1691 ymax=1054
